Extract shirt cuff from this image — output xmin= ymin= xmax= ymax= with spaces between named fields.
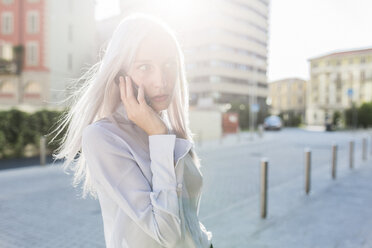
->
xmin=148 ymin=134 xmax=177 ymax=192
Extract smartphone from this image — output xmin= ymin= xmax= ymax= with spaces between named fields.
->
xmin=115 ymin=69 xmax=152 ymax=106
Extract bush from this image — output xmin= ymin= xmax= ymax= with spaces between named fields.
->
xmin=344 ymin=101 xmax=372 ymax=128
xmin=332 ymin=111 xmax=342 ymax=127
xmin=358 ymin=102 xmax=372 ymax=128
xmin=0 ymin=108 xmax=66 ymax=158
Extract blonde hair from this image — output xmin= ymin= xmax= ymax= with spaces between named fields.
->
xmin=50 ymin=13 xmax=201 ymax=199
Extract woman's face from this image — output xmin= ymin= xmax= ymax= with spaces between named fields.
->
xmin=127 ymin=30 xmax=178 ymax=114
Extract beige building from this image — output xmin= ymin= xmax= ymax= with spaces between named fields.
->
xmin=98 ymin=0 xmax=270 ymax=116
xmin=268 ymin=78 xmax=306 ymax=121
xmin=306 ymin=47 xmax=372 ymax=126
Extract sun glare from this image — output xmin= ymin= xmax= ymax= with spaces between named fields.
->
xmin=95 ymin=0 xmax=120 ymax=20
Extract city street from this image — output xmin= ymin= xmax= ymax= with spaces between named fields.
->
xmin=0 ymin=128 xmax=371 ymax=248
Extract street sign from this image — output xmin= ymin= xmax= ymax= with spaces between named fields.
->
xmin=347 ymin=88 xmax=353 ymax=97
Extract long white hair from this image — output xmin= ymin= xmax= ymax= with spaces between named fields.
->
xmin=50 ymin=13 xmax=201 ymax=199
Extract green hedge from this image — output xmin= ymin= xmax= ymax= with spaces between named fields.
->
xmin=0 ymin=108 xmax=66 ymax=159
xmin=344 ymin=101 xmax=372 ymax=128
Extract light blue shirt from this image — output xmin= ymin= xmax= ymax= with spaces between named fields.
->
xmin=82 ymin=103 xmax=213 ymax=248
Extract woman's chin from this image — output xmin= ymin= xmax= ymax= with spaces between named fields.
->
xmin=151 ymin=102 xmax=170 ymax=113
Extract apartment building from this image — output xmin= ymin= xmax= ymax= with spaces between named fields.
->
xmin=97 ymin=0 xmax=270 ymax=115
xmin=306 ymin=47 xmax=372 ymax=126
xmin=268 ymin=78 xmax=306 ymax=121
xmin=0 ymin=0 xmax=95 ymax=111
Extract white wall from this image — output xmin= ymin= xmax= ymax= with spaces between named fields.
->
xmin=189 ymin=109 xmax=222 ymax=142
xmin=45 ymin=0 xmax=96 ymax=106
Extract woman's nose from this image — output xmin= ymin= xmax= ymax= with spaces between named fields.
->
xmin=152 ymin=67 xmax=167 ymax=88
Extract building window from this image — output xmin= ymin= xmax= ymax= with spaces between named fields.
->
xmin=1 ymin=12 xmax=13 ymax=34
xmin=27 ymin=11 xmax=39 ymax=34
xmin=0 ymin=42 xmax=13 ymax=60
xmin=360 ymin=70 xmax=365 ymax=83
xmin=0 ymin=81 xmax=15 ymax=97
xmin=336 ymin=73 xmax=342 ymax=89
xmin=23 ymin=81 xmax=41 ymax=99
xmin=26 ymin=42 xmax=38 ymax=66
xmin=209 ymin=76 xmax=221 ymax=83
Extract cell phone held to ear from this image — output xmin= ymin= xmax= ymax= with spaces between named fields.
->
xmin=115 ymin=69 xmax=152 ymax=106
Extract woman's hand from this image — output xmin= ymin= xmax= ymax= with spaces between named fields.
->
xmin=119 ymin=76 xmax=168 ymax=136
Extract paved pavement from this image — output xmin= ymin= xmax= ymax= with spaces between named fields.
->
xmin=0 ymin=128 xmax=371 ymax=248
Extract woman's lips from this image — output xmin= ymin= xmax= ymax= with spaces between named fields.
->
xmin=152 ymin=94 xmax=169 ymax=102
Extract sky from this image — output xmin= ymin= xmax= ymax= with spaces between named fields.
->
xmin=268 ymin=0 xmax=372 ymax=82
xmin=95 ymin=0 xmax=372 ymax=82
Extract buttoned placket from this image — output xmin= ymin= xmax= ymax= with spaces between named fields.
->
xmin=175 ymin=158 xmax=185 ymax=198
xmin=174 ymin=158 xmax=186 ymax=244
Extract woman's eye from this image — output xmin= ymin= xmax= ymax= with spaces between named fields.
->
xmin=138 ymin=64 xmax=151 ymax=71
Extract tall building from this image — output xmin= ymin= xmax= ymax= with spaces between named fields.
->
xmin=0 ymin=0 xmax=96 ymax=111
xmin=268 ymin=78 xmax=306 ymax=122
xmin=97 ymin=0 xmax=270 ymax=123
xmin=306 ymin=47 xmax=372 ymax=126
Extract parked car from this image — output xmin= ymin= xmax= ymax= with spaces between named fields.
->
xmin=263 ymin=115 xmax=282 ymax=130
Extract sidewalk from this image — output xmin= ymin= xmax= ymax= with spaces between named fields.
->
xmin=195 ymin=129 xmax=372 ymax=248
xmin=246 ymin=161 xmax=372 ymax=248
xmin=202 ymin=154 xmax=372 ymax=248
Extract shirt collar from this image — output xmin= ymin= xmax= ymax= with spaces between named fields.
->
xmin=111 ymin=102 xmax=194 ymax=159
xmin=112 ymin=102 xmax=134 ymax=125
xmin=111 ymin=103 xmax=172 ymax=133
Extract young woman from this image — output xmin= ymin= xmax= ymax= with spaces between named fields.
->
xmin=52 ymin=13 xmax=213 ymax=248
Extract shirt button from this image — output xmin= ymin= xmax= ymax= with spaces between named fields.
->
xmin=177 ymin=183 xmax=183 ymax=189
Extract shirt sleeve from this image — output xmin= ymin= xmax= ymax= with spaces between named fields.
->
xmin=82 ymin=124 xmax=191 ymax=248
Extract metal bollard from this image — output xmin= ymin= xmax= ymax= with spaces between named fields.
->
xmin=332 ymin=144 xmax=337 ymax=179
xmin=305 ymin=148 xmax=311 ymax=195
xmin=40 ymin=135 xmax=46 ymax=166
xmin=258 ymin=124 xmax=263 ymax=138
xmin=260 ymin=158 xmax=268 ymax=219
xmin=362 ymin=138 xmax=367 ymax=161
xmin=349 ymin=141 xmax=354 ymax=169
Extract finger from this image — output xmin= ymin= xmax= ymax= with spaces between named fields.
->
xmin=125 ymin=76 xmax=133 ymax=99
xmin=125 ymin=76 xmax=139 ymax=107
xmin=137 ymin=84 xmax=146 ymax=105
